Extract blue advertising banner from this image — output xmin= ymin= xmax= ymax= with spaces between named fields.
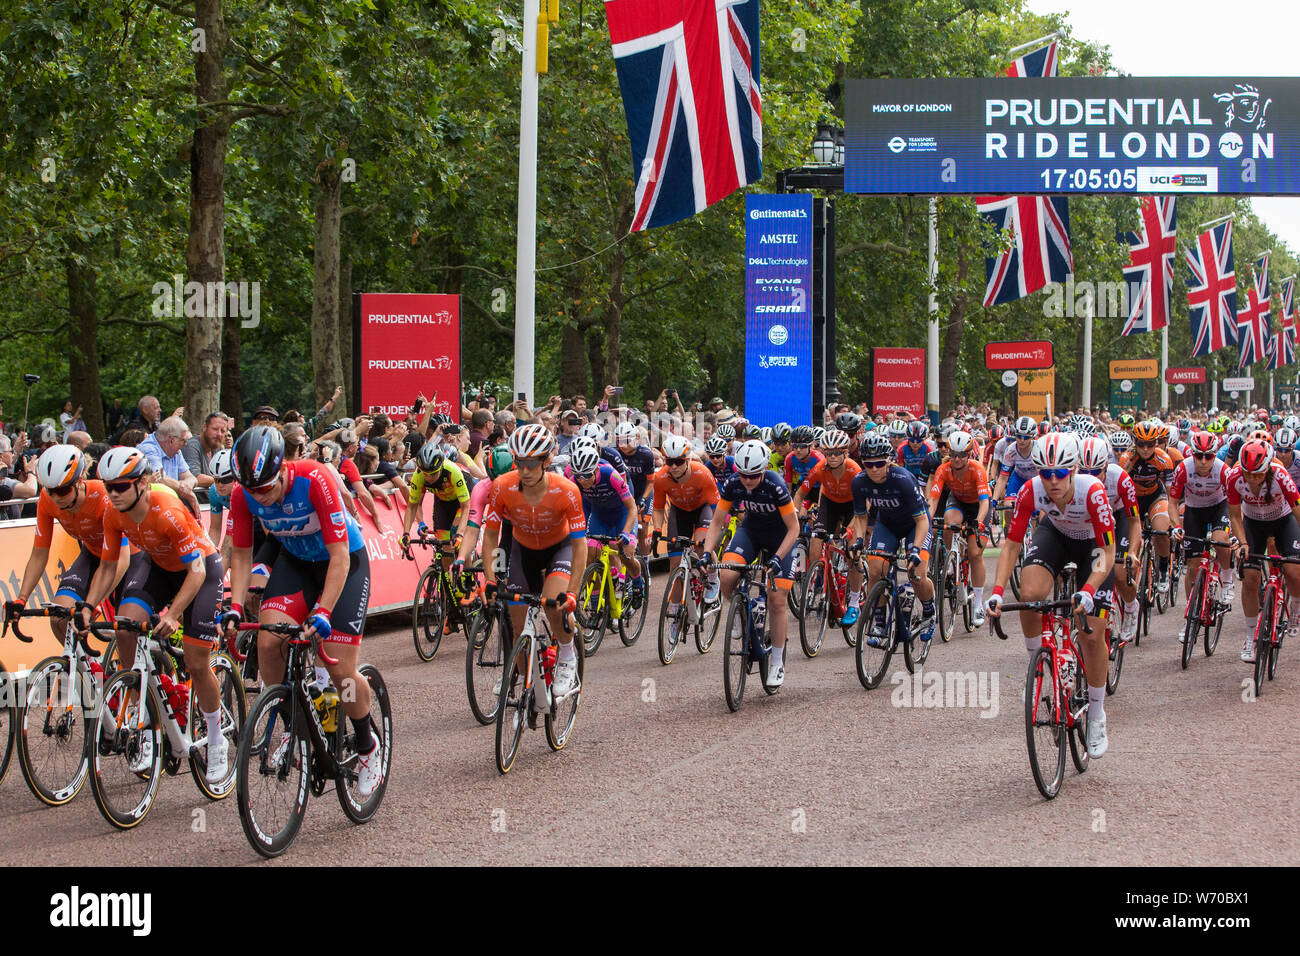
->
xmin=745 ymin=193 xmax=812 ymax=426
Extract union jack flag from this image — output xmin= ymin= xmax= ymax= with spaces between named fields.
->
xmin=1237 ymin=253 xmax=1272 ymax=368
xmin=1186 ymin=220 xmax=1238 ymax=357
xmin=605 ymin=0 xmax=762 ymax=232
xmin=980 ymin=40 xmax=1071 ymax=307
xmin=1120 ymin=197 xmax=1177 ymax=335
xmin=1272 ymin=276 xmax=1297 ymax=369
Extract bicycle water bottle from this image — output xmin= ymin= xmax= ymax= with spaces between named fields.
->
xmin=1059 ymin=644 xmax=1076 ymax=696
xmin=542 ymin=645 xmax=557 ymax=686
xmin=308 ymin=678 xmax=338 ymax=733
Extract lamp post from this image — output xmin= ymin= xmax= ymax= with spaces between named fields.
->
xmin=776 ymin=122 xmax=844 ymax=421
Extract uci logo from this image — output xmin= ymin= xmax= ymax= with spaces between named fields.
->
xmin=768 ymin=324 xmax=789 ymax=346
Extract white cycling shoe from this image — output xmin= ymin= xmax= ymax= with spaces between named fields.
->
xmin=552 ymin=659 xmax=580 ymax=699
xmin=1086 ymin=715 xmax=1108 ymax=758
xmin=205 ymin=736 xmax=230 ymax=785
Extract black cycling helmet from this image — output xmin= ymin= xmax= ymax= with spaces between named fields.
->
xmin=835 ymin=411 xmax=863 ymax=435
xmin=742 ymin=423 xmax=763 ymax=440
xmin=861 ymin=432 xmax=892 ymax=460
xmin=771 ymin=422 xmax=793 ymax=442
xmin=790 ymin=425 xmax=815 ymax=444
xmin=417 ymin=442 xmax=445 ymax=473
xmin=234 ymin=425 xmax=285 ymax=488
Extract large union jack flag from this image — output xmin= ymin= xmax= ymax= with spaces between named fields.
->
xmin=1237 ymin=253 xmax=1272 ymax=368
xmin=1271 ymin=276 xmax=1297 ymax=369
xmin=604 ymin=0 xmax=762 ymax=232
xmin=1186 ymin=221 xmax=1238 ymax=357
xmin=1120 ymin=197 xmax=1177 ymax=335
xmin=980 ymin=40 xmax=1071 ymax=307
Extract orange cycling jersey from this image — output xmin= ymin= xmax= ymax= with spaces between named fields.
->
xmin=803 ymin=458 xmax=862 ymax=504
xmin=1119 ymin=448 xmax=1175 ymax=497
xmin=651 ymin=460 xmax=720 ymax=512
xmin=928 ymin=460 xmax=991 ymax=505
xmin=34 ymin=479 xmax=118 ymax=554
xmin=101 ymin=485 xmax=215 ymax=572
xmin=483 ymin=471 xmax=587 ymax=551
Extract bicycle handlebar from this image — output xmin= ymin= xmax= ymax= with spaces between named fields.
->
xmin=988 ymin=598 xmax=1093 ymax=641
xmin=230 ymin=621 xmax=339 ymax=666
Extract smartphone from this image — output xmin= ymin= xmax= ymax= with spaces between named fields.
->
xmin=517 ymin=392 xmax=527 ymax=403
xmin=611 ymin=386 xmax=624 ymax=395
xmin=668 ymin=388 xmax=677 ymax=397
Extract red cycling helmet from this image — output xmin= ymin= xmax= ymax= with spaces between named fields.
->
xmin=1239 ymin=439 xmax=1274 ymax=474
xmin=1188 ymin=431 xmax=1218 ymax=455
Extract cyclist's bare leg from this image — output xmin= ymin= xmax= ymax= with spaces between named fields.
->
xmin=321 ymin=641 xmax=372 ymax=719
xmin=768 ymin=579 xmax=790 ymax=650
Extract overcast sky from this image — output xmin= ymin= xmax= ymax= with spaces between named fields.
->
xmin=1026 ymin=0 xmax=1299 ymax=254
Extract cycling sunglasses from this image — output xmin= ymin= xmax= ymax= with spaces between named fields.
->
xmin=862 ymin=459 xmax=889 ymax=469
xmin=824 ymin=450 xmax=847 ymax=457
xmin=951 ymin=452 xmax=971 ymax=460
xmin=1081 ymin=467 xmax=1104 ymax=477
xmin=514 ymin=456 xmax=547 ymax=469
xmin=1135 ymin=440 xmax=1156 ymax=449
xmin=665 ymin=456 xmax=687 ymax=467
xmin=1038 ymin=467 xmax=1071 ymax=480
xmin=791 ymin=443 xmax=811 ymax=450
xmin=248 ymin=476 xmax=279 ymax=494
xmin=1193 ymin=451 xmax=1216 ymax=460
xmin=708 ymin=452 xmax=726 ymax=459
xmin=104 ymin=480 xmax=138 ymax=494
xmin=49 ymin=481 xmax=79 ymax=497
xmin=907 ymin=437 xmax=925 ymax=444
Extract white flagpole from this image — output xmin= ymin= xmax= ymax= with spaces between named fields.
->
xmin=513 ymin=0 xmax=542 ymax=408
xmin=1161 ymin=325 xmax=1169 ymax=410
xmin=1081 ymin=288 xmax=1093 ymax=409
xmin=1008 ymin=32 xmax=1059 ymax=55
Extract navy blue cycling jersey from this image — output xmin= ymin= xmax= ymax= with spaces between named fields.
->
xmin=717 ymin=470 xmax=794 ymax=537
xmin=617 ymin=444 xmax=656 ymax=500
xmin=705 ymin=455 xmax=737 ymax=483
xmin=600 ymin=445 xmax=629 ymax=482
xmin=852 ymin=465 xmax=928 ymax=535
xmin=565 ymin=461 xmax=633 ymax=519
xmin=920 ymin=449 xmax=946 ymax=482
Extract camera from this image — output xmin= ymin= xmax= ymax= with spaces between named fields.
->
xmin=23 ymin=374 xmax=40 ymax=387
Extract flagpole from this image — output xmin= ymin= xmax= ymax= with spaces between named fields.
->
xmin=927 ymin=198 xmax=939 ymax=421
xmin=1008 ymin=32 xmax=1059 ymax=55
xmin=1081 ymin=287 xmax=1093 ymax=410
xmin=512 ymin=0 xmax=543 ymax=408
xmin=1161 ymin=325 xmax=1169 ymax=410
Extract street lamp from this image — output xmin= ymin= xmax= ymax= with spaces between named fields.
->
xmin=812 ymin=122 xmax=837 ymax=165
xmin=833 ymin=128 xmax=845 ymax=165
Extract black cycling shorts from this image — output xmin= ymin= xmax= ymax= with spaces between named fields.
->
xmin=1242 ymin=514 xmax=1300 ymax=561
xmin=506 ymin=537 xmax=574 ymax=595
xmin=121 ymin=552 xmax=224 ymax=647
xmin=56 ymin=545 xmax=151 ymax=607
xmin=668 ymin=503 xmax=714 ymax=541
xmin=812 ymin=497 xmax=855 ymax=537
xmin=1183 ymin=503 xmax=1230 ymax=556
xmin=261 ymin=548 xmax=371 ymax=645
xmin=1022 ymin=521 xmax=1114 ymax=608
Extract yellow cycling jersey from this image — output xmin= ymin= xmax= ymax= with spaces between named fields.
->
xmin=407 ymin=460 xmax=470 ymax=506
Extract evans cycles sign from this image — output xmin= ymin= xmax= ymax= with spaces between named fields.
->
xmin=845 ymin=77 xmax=1300 ymax=195
xmin=985 ymin=340 xmax=1054 ymax=370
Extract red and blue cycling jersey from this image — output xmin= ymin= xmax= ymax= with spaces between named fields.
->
xmin=705 ymin=454 xmax=738 ymax=483
xmin=783 ymin=450 xmax=825 ymax=492
xmin=229 ymin=459 xmax=365 ymax=562
xmin=895 ymin=441 xmax=934 ymax=479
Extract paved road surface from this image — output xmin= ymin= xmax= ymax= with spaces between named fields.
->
xmin=3 ymin=553 xmax=1296 ymax=866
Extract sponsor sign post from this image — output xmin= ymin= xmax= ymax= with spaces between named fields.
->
xmin=872 ymin=348 xmax=925 ymax=417
xmin=1018 ymin=366 xmax=1055 ymax=419
xmin=1109 ymin=378 xmax=1143 ymax=416
xmin=1165 ymin=366 xmax=1207 ymax=384
xmin=745 ymin=194 xmax=813 ymax=424
xmin=354 ymin=293 xmax=461 ymax=419
xmin=844 ymin=77 xmax=1300 ymax=196
xmin=984 ymin=340 xmax=1054 ymax=369
xmin=1109 ymin=358 xmax=1159 ymax=379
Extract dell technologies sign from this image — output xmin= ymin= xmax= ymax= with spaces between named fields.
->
xmin=745 ymin=194 xmax=812 ymax=425
xmin=845 ymin=77 xmax=1300 ymax=195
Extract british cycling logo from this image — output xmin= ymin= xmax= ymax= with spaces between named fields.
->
xmin=50 ymin=886 xmax=151 ymax=936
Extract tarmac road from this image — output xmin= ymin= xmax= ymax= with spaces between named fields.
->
xmin=2 ymin=552 xmax=1296 ymax=866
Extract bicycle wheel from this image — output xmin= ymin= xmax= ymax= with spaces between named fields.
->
xmin=1181 ymin=576 xmax=1202 ymax=670
xmin=1205 ymin=596 xmax=1223 ymax=658
xmin=0 ymin=677 xmax=12 ymax=787
xmin=1268 ymin=611 xmax=1283 ymax=681
xmin=657 ymin=567 xmax=688 ymax=666
xmin=697 ymin=578 xmax=722 ymax=654
xmin=576 ymin=564 xmax=608 ymax=656
xmin=942 ymin=557 xmax=961 ymax=643
xmin=189 ymin=653 xmax=247 ymax=801
xmin=961 ymin=568 xmax=976 ymax=632
xmin=1106 ymin=622 xmax=1124 ymax=696
xmin=788 ymin=536 xmax=807 ymax=622
xmin=17 ymin=657 xmax=94 ymax=806
xmin=1010 ymin=555 xmax=1023 ymax=600
xmin=412 ymin=565 xmax=447 ymax=662
xmin=618 ymin=573 xmax=649 ymax=646
xmin=237 ymin=684 xmax=310 ymax=858
xmin=799 ymin=562 xmax=828 ymax=658
xmin=1025 ymin=646 xmax=1066 ymax=799
xmin=545 ymin=637 xmax=585 ymax=751
xmin=88 ymin=669 xmax=163 ymax=829
xmin=466 ymin=605 xmax=506 ymax=725
xmin=855 ymin=579 xmax=895 ymax=690
xmin=338 ymin=664 xmax=392 ymax=822
xmin=495 ymin=634 xmax=531 ymax=774
xmin=1253 ymin=604 xmax=1271 ymax=697
xmin=1067 ymin=677 xmax=1090 ymax=774
xmin=722 ymin=594 xmax=749 ymax=712
xmin=1169 ymin=555 xmax=1183 ymax=609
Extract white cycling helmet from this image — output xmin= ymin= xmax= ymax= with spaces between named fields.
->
xmin=734 ymin=440 xmax=770 ymax=475
xmin=1167 ymin=424 xmax=1180 ymax=445
xmin=759 ymin=426 xmax=773 ymax=445
xmin=661 ymin=434 xmax=690 ymax=460
xmin=811 ymin=427 xmax=826 ymax=446
xmin=1033 ymin=433 xmax=1080 ymax=470
xmin=613 ymin=423 xmax=638 ymax=445
xmin=96 ymin=445 xmax=152 ymax=482
xmin=887 ymin=419 xmax=908 ymax=438
xmin=578 ymin=422 xmax=605 ymax=443
xmin=210 ymin=448 xmax=236 ymax=482
xmin=715 ymin=423 xmax=736 ymax=441
xmin=568 ymin=442 xmax=601 ymax=476
xmin=705 ymin=436 xmax=728 ymax=457
xmin=1014 ymin=415 xmax=1037 ymax=439
xmin=1079 ymin=436 xmax=1110 ymax=472
xmin=820 ymin=429 xmax=851 ymax=451
xmin=1284 ymin=415 xmax=1300 ymax=433
xmin=509 ymin=423 xmax=555 ymax=459
xmin=947 ymin=431 xmax=974 ymax=455
xmin=36 ymin=445 xmax=87 ymax=490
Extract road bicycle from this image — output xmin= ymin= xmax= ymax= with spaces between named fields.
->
xmin=799 ymin=529 xmax=860 ymax=656
xmin=1168 ymin=534 xmax=1186 ymax=609
xmin=935 ymin=521 xmax=981 ymax=640
xmin=993 ymin=502 xmax=1026 ymax=599
xmin=991 ymin=598 xmax=1093 ymax=800
xmin=493 ymin=590 xmax=584 ymax=774
xmin=654 ymin=532 xmax=721 ymax=665
xmin=575 ymin=535 xmax=647 ymax=655
xmin=1053 ymin=562 xmax=1123 ymax=697
xmin=86 ymin=617 xmax=245 ymax=829
xmin=461 ymin=561 xmax=508 ymax=725
xmin=1243 ymin=552 xmax=1300 ymax=697
xmin=1177 ymin=535 xmax=1229 ymax=670
xmin=410 ymin=536 xmax=476 ymax=661
xmin=232 ymin=621 xmax=391 ymax=857
xmin=787 ymin=505 xmax=816 ymax=623
xmin=719 ymin=561 xmax=785 ymax=712
xmin=855 ymin=544 xmax=931 ymax=689
xmin=1133 ymin=520 xmax=1170 ymax=644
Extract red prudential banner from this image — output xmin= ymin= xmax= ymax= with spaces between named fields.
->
xmin=872 ymin=347 xmax=925 ymax=417
xmin=1165 ymin=366 xmax=1207 ymax=384
xmin=355 ymin=293 xmax=461 ymax=419
xmin=984 ymin=340 xmax=1054 ymax=370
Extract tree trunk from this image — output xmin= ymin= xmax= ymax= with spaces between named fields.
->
xmin=586 ymin=329 xmax=605 ymax=399
xmin=560 ymin=322 xmax=587 ymax=399
xmin=185 ymin=0 xmax=229 ymax=428
xmin=939 ymin=246 xmax=970 ymax=415
xmin=337 ymin=253 xmax=353 ymax=419
xmin=221 ymin=311 xmax=241 ymax=420
xmin=311 ymin=161 xmax=345 ymax=412
xmin=65 ymin=240 xmax=105 ymax=438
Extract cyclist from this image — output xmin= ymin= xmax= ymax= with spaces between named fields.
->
xmin=652 ymin=433 xmax=723 ymax=642
xmin=222 ymin=426 xmax=382 ymax=796
xmin=792 ymin=429 xmax=863 ymax=622
xmin=453 ymin=441 xmax=515 ymax=579
xmin=703 ymin=435 xmax=737 ymax=483
xmin=579 ymin=422 xmax=629 ymax=481
xmin=850 ymin=431 xmax=935 ymax=642
xmin=83 ymin=446 xmax=229 ymax=784
xmin=1273 ymin=427 xmax=1300 ymax=485
xmin=614 ymin=423 xmax=656 ymax=555
xmin=783 ymin=425 xmax=824 ymax=500
xmin=567 ymin=438 xmax=644 ymax=608
xmin=886 ymin=419 xmax=908 ymax=458
xmin=401 ymin=442 xmax=471 ymax=558
xmin=1218 ymin=432 xmax=1246 ymax=467
xmin=7 ymin=445 xmax=149 ymax=632
xmin=991 ymin=416 xmax=1039 ymax=517
xmin=1116 ymin=413 xmax=1136 ymax=434
xmin=714 ymin=423 xmax=737 ymax=454
xmin=986 ymin=433 xmax=1116 ymax=758
xmin=896 ymin=420 xmax=933 ymax=480
xmin=1225 ymin=438 xmax=1300 ymax=661
xmin=927 ymin=430 xmax=992 ymax=625
xmin=481 ymin=424 xmax=586 ymax=698
xmin=1168 ymin=430 xmax=1234 ymax=612
xmin=768 ymin=423 xmax=793 ymax=472
xmin=1109 ymin=429 xmax=1131 ymax=465
xmin=1121 ymin=420 xmax=1176 ymax=595
xmin=835 ymin=411 xmax=866 ymax=466
xmin=701 ymin=440 xmax=800 ymax=689
xmin=1081 ymin=435 xmax=1141 ymax=645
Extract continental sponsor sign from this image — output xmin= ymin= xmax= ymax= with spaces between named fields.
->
xmin=1018 ymin=366 xmax=1056 ymax=420
xmin=1109 ymin=358 xmax=1158 ymax=379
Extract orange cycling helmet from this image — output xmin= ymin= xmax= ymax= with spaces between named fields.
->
xmin=1132 ymin=421 xmax=1161 ymax=443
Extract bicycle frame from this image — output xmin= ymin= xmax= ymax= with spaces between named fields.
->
xmin=992 ymin=601 xmax=1090 ymax=731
